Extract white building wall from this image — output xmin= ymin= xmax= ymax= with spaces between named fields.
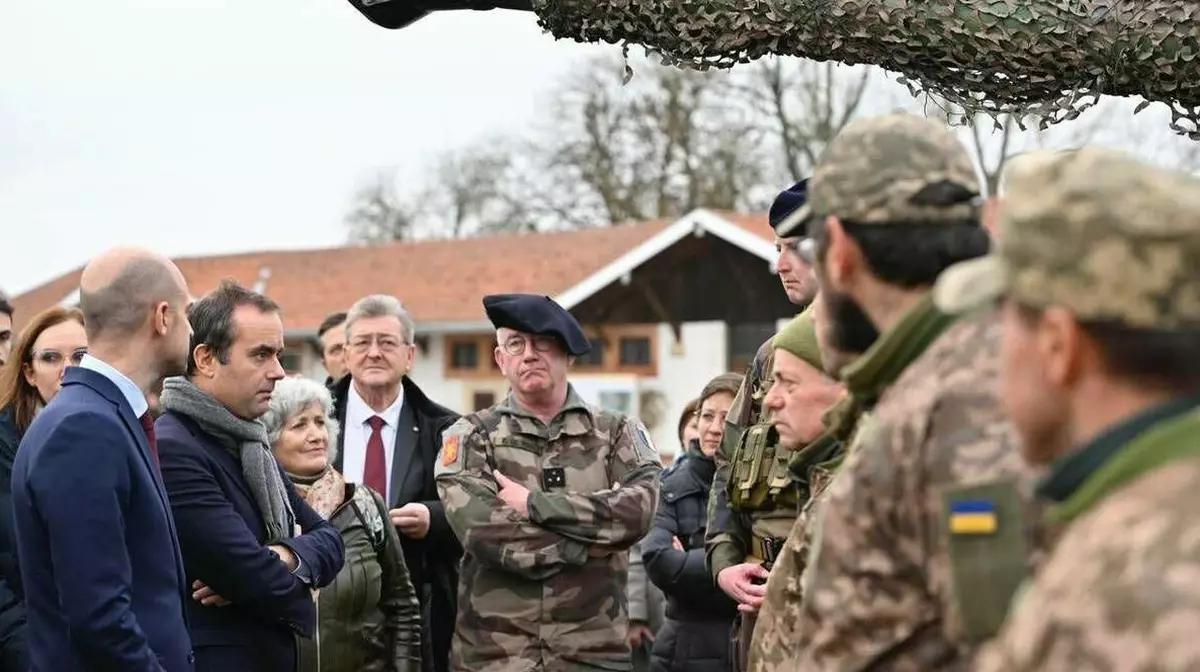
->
xmin=408 ymin=335 xmax=468 ymax=409
xmin=635 ymin=321 xmax=729 ymax=458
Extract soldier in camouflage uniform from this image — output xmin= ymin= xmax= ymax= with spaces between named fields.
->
xmin=747 ymin=289 xmax=878 ymax=672
xmin=705 ymin=180 xmax=817 ymax=671
xmin=934 ymin=148 xmax=1200 ymax=671
xmin=778 ymin=113 xmax=1046 ymax=670
xmin=435 ymin=294 xmax=662 ymax=672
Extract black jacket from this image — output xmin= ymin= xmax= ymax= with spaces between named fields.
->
xmin=643 ymin=450 xmax=737 ymax=672
xmin=0 ymin=408 xmax=28 ymax=672
xmin=332 ymin=375 xmax=460 ymax=672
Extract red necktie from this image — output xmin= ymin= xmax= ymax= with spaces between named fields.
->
xmin=364 ymin=416 xmax=387 ymax=498
xmin=139 ymin=412 xmax=160 ymax=469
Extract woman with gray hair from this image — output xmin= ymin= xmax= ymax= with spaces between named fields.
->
xmin=263 ymin=376 xmax=421 ymax=672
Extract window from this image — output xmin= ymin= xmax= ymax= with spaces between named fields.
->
xmin=619 ymin=336 xmax=652 ymax=366
xmin=450 ymin=341 xmax=479 ymax=370
xmin=728 ymin=322 xmax=776 ymax=373
xmin=575 ymin=337 xmax=606 ymax=367
xmin=472 ymin=391 xmax=496 ymax=411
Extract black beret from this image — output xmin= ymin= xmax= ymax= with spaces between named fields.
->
xmin=768 ymin=179 xmax=810 ymax=234
xmin=482 ymin=294 xmax=591 ymax=356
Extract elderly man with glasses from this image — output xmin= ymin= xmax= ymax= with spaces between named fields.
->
xmin=435 ymin=293 xmax=662 ymax=672
xmin=330 ymin=294 xmax=461 ymax=672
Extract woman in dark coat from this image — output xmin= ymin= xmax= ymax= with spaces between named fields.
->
xmin=0 ymin=306 xmax=88 ymax=672
xmin=264 ymin=376 xmax=422 ymax=672
xmin=643 ymin=373 xmax=744 ymax=672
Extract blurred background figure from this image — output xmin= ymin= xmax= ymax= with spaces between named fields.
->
xmin=627 ymin=400 xmax=696 ymax=670
xmin=0 ymin=306 xmax=87 ymax=672
xmin=0 ymin=293 xmax=12 ymax=368
xmin=644 ymin=374 xmax=743 ymax=672
xmin=317 ymin=311 xmax=349 ymax=397
xmin=264 ymin=376 xmax=422 ymax=672
xmin=664 ymin=398 xmax=701 ymax=477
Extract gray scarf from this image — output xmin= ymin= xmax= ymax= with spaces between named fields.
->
xmin=160 ymin=376 xmax=296 ymax=542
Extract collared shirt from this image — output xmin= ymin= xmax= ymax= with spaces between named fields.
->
xmin=1038 ymin=392 xmax=1200 ymax=504
xmin=342 ymin=380 xmax=405 ymax=503
xmin=79 ymin=354 xmax=148 ymax=418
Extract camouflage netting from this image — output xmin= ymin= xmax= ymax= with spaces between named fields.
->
xmin=532 ymin=0 xmax=1200 ymax=139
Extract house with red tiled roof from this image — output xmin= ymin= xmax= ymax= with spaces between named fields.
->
xmin=9 ymin=209 xmax=797 ymax=455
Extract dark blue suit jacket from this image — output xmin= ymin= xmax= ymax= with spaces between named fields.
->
xmin=11 ymin=368 xmax=192 ymax=672
xmin=156 ymin=410 xmax=344 ymax=672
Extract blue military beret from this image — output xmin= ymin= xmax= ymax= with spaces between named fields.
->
xmin=768 ymin=179 xmax=810 ymax=235
xmin=482 ymin=294 xmax=592 ymax=357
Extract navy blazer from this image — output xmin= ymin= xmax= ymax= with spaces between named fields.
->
xmin=11 ymin=368 xmax=192 ymax=672
xmin=156 ymin=410 xmax=344 ymax=672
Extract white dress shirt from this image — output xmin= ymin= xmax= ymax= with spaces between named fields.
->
xmin=342 ymin=382 xmax=405 ymax=503
xmin=78 ymin=354 xmax=149 ymax=417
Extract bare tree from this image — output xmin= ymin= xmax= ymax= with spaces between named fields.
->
xmin=344 ymin=170 xmax=422 ymax=243
xmin=736 ymin=59 xmax=873 ymax=186
xmin=524 ymin=54 xmax=770 ymax=227
xmin=342 ymin=55 xmax=898 ymax=239
xmin=416 ymin=141 xmax=540 ymax=239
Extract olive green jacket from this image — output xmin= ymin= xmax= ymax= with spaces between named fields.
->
xmin=298 ymin=484 xmax=422 ymax=672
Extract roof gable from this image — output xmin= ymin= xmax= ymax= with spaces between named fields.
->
xmin=10 ymin=210 xmax=774 ymax=333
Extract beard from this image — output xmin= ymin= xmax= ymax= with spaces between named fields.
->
xmin=824 ymin=287 xmax=880 ymax=356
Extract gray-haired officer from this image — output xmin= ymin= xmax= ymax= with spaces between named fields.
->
xmin=435 ymin=293 xmax=662 ymax=671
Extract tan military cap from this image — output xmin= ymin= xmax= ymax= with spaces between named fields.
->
xmin=935 ymin=147 xmax=1200 ymax=329
xmin=777 ymin=113 xmax=981 ymax=237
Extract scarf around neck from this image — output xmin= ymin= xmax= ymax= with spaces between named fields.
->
xmin=159 ymin=376 xmax=296 ymax=542
xmin=290 ymin=466 xmax=346 ymax=520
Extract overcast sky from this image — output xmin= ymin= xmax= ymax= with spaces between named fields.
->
xmin=1 ymin=0 xmax=612 ymax=295
xmin=4 ymin=1 xmax=1197 ymax=297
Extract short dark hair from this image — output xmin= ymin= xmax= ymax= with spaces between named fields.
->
xmin=317 ymin=312 xmax=347 ymax=338
xmin=676 ymin=398 xmax=700 ymax=444
xmin=79 ymin=257 xmax=184 ymax=340
xmin=812 ymin=218 xmax=991 ymax=289
xmin=1016 ymin=303 xmax=1200 ymax=395
xmin=0 ymin=294 xmax=12 ymax=318
xmin=811 ymin=183 xmax=989 ymax=289
xmin=187 ymin=280 xmax=280 ymax=376
xmin=699 ymin=373 xmax=744 ymax=407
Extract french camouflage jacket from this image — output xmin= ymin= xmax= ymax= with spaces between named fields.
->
xmin=435 ymin=386 xmax=662 ymax=671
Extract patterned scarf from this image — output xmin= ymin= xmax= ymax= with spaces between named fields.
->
xmin=290 ymin=466 xmax=347 ymax=520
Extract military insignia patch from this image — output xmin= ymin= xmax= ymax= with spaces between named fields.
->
xmin=941 ymin=481 xmax=1031 ymax=641
xmin=632 ymin=421 xmax=660 ymax=464
xmin=442 ymin=435 xmax=460 ymax=467
xmin=948 ymin=499 xmax=998 ymax=535
xmin=436 ymin=420 xmax=474 ymax=477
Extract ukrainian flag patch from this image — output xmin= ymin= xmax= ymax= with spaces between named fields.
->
xmin=948 ymin=499 xmax=998 ymax=535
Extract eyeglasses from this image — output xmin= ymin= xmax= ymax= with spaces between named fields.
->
xmin=31 ymin=348 xmax=88 ymax=367
xmin=348 ymin=334 xmax=407 ymax=354
xmin=501 ymin=335 xmax=558 ymax=357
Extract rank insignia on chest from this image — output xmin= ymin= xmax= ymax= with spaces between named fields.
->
xmin=442 ymin=435 xmax=460 ymax=467
xmin=542 ymin=467 xmax=567 ymax=489
xmin=948 ymin=499 xmax=998 ymax=535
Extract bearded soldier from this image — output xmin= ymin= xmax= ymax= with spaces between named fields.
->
xmin=936 ymin=148 xmax=1200 ymax=671
xmin=435 ymin=294 xmax=661 ymax=671
xmin=783 ymin=113 xmax=1045 ymax=670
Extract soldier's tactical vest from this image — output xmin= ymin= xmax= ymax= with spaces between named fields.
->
xmin=728 ymin=423 xmax=801 ymax=511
